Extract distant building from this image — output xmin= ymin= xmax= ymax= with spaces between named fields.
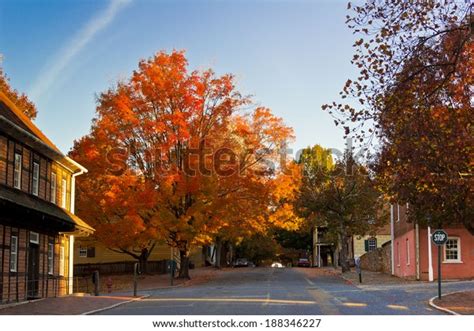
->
xmin=312 ymin=223 xmax=391 ymax=268
xmin=352 ymin=223 xmax=391 ymax=260
xmin=0 ymin=91 xmax=94 ymax=303
xmin=74 ymin=236 xmax=206 ymax=274
xmin=391 ymin=203 xmax=474 ymax=280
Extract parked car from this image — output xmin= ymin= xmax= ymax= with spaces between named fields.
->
xmin=297 ymin=258 xmax=310 ymax=267
xmin=233 ymin=258 xmax=249 ymax=267
xmin=271 ymin=262 xmax=284 ymax=268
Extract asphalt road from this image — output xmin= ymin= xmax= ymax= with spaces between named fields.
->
xmin=99 ymin=267 xmax=474 ymax=315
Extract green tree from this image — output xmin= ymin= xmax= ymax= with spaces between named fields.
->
xmin=235 ymin=233 xmax=279 ymax=266
xmin=297 ymin=147 xmax=386 ymax=272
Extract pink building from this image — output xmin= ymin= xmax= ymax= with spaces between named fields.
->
xmin=391 ymin=203 xmax=474 ymax=280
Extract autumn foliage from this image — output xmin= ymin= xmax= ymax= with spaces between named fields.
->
xmin=0 ymin=66 xmax=37 ymax=119
xmin=324 ymin=1 xmax=473 ymax=233
xmin=70 ymin=51 xmax=297 ymax=277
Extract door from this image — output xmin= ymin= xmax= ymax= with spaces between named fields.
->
xmin=27 ymin=243 xmax=40 ymax=299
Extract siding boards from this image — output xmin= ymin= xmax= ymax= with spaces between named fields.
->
xmin=0 ymin=136 xmax=7 ymax=184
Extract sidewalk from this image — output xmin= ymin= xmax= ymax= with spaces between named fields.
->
xmin=432 ymin=290 xmax=474 ymax=315
xmin=341 ymin=269 xmax=417 ymax=286
xmin=80 ymin=266 xmax=220 ymax=294
xmin=0 ymin=295 xmax=141 ymax=315
xmin=295 ymin=266 xmax=418 ymax=286
xmin=0 ymin=267 xmax=219 ymax=315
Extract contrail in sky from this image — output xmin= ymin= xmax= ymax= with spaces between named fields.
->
xmin=29 ymin=0 xmax=132 ymax=101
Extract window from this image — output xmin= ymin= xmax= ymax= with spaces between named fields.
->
xmin=10 ymin=235 xmax=18 ymax=272
xmin=30 ymin=231 xmax=39 ymax=244
xmin=14 ymin=153 xmax=22 ymax=189
xmin=59 ymin=245 xmax=65 ymax=276
xmin=48 ymin=242 xmax=54 ymax=275
xmin=79 ymin=246 xmax=95 ymax=258
xmin=365 ymin=237 xmax=377 ymax=252
xmin=79 ymin=247 xmax=87 ymax=258
xmin=87 ymin=246 xmax=95 ymax=258
xmin=32 ymin=162 xmax=39 ymax=196
xmin=61 ymin=178 xmax=67 ymax=208
xmin=406 ymin=239 xmax=410 ymax=266
xmin=51 ymin=173 xmax=57 ymax=203
xmin=444 ymin=237 xmax=461 ymax=262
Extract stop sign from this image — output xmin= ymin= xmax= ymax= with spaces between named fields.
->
xmin=432 ymin=229 xmax=448 ymax=245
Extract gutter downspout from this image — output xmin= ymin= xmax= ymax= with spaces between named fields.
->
xmin=415 ymin=222 xmax=420 ymax=280
xmin=390 ymin=204 xmax=395 ymax=275
xmin=69 ymin=164 xmax=87 ymax=294
xmin=312 ymin=227 xmax=318 ymax=267
xmin=427 ymin=226 xmax=434 ymax=282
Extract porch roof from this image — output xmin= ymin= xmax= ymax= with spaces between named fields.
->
xmin=0 ymin=184 xmax=94 ymax=236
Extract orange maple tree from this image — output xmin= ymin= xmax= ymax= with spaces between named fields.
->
xmin=0 ymin=66 xmax=37 ymax=119
xmin=71 ymin=51 xmax=296 ymax=277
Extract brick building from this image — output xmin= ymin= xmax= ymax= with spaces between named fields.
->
xmin=391 ymin=203 xmax=474 ymax=280
xmin=0 ymin=91 xmax=94 ymax=303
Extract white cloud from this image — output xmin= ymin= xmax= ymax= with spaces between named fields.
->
xmin=29 ymin=0 xmax=132 ymax=101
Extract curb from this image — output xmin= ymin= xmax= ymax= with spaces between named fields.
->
xmin=109 ymin=282 xmax=187 ymax=296
xmin=0 ymin=298 xmax=46 ymax=311
xmin=81 ymin=294 xmax=150 ymax=315
xmin=428 ymin=291 xmax=462 ymax=315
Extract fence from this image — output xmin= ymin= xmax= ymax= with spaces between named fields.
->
xmin=74 ymin=260 xmax=168 ymax=276
xmin=1 ymin=260 xmax=171 ymax=304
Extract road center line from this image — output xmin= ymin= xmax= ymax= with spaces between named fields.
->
xmin=342 ymin=302 xmax=367 ymax=307
xmin=387 ymin=304 xmax=409 ymax=310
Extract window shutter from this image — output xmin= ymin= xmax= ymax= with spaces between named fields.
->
xmin=364 ymin=240 xmax=369 ymax=252
xmin=87 ymin=247 xmax=95 ymax=258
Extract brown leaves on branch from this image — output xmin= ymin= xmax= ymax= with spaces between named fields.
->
xmin=323 ymin=0 xmax=472 ymax=142
xmin=324 ymin=1 xmax=473 ymax=233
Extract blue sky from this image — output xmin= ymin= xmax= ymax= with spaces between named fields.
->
xmin=0 ymin=0 xmax=357 ymax=157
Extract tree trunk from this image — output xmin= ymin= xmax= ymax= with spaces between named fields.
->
xmin=178 ymin=249 xmax=191 ymax=279
xmin=215 ymin=237 xmax=222 ymax=268
xmin=338 ymin=222 xmax=350 ymax=273
xmin=139 ymin=248 xmax=149 ymax=274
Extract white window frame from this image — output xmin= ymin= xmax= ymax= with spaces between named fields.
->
xmin=396 ymin=204 xmax=400 ymax=222
xmin=444 ymin=237 xmax=462 ymax=263
xmin=79 ymin=247 xmax=88 ymax=258
xmin=61 ymin=178 xmax=67 ymax=209
xmin=51 ymin=172 xmax=57 ymax=203
xmin=14 ymin=153 xmax=22 ymax=189
xmin=10 ymin=235 xmax=18 ymax=272
xmin=406 ymin=239 xmax=410 ymax=266
xmin=29 ymin=231 xmax=39 ymax=244
xmin=59 ymin=245 xmax=65 ymax=276
xmin=32 ymin=162 xmax=39 ymax=196
xmin=48 ymin=242 xmax=54 ymax=275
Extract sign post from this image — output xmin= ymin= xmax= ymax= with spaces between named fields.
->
xmin=431 ymin=229 xmax=448 ymax=299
